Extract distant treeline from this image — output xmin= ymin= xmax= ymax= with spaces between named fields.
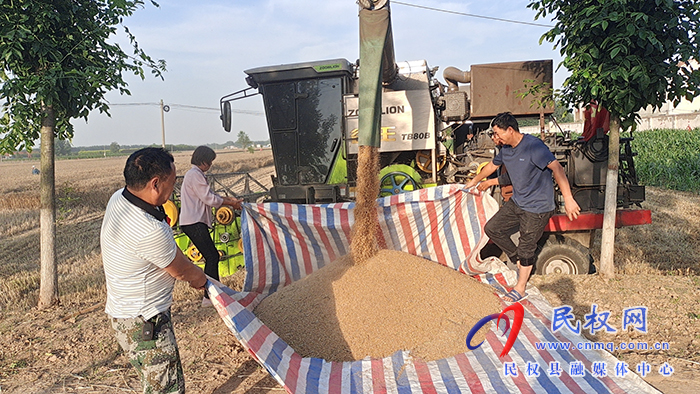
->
xmin=74 ymin=141 xmax=270 ymax=154
xmin=5 ymin=140 xmax=271 ymax=161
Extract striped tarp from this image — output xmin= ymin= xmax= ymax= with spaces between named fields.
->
xmin=206 ymin=184 xmax=661 ymax=393
xmin=238 ymin=184 xmax=516 ymax=304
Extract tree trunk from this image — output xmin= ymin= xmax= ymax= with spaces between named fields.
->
xmin=599 ymin=116 xmax=620 ymax=278
xmin=38 ymin=105 xmax=59 ymax=309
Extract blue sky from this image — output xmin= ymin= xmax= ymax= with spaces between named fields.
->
xmin=70 ymin=0 xmax=567 ymax=147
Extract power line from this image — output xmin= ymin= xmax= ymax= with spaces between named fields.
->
xmin=392 ymin=1 xmax=553 ymax=28
xmin=169 ymin=103 xmax=264 ymax=116
xmin=108 ymin=102 xmax=264 ymax=116
xmin=109 ymin=102 xmax=160 ymax=106
xmin=169 ymin=103 xmax=219 ymax=111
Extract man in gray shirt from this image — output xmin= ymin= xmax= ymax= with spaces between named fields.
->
xmin=101 ymin=147 xmax=207 ymax=394
xmin=468 ymin=113 xmax=579 ymax=303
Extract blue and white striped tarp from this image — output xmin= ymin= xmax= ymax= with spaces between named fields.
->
xmin=207 ymin=184 xmax=661 ymax=393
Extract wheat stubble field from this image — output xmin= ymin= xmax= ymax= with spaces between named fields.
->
xmin=0 ymin=150 xmax=699 ymax=393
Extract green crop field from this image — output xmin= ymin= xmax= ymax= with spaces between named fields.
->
xmin=630 ymin=128 xmax=700 ymax=193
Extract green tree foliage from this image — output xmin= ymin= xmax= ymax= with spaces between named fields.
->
xmin=0 ymin=0 xmax=166 ymax=153
xmin=54 ymin=139 xmax=71 ymax=156
xmin=553 ymin=99 xmax=573 ymax=123
xmin=0 ymin=0 xmax=165 ymax=308
xmin=528 ymin=0 xmax=700 ymax=130
xmin=529 ymin=0 xmax=700 ymax=276
xmin=109 ymin=141 xmax=120 ymax=153
xmin=236 ymin=131 xmax=251 ymax=149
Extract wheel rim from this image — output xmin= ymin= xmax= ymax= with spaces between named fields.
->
xmin=415 ymin=150 xmax=446 ymax=173
xmin=380 ymin=171 xmax=419 ymax=196
xmin=186 ymin=245 xmax=202 ymax=262
xmin=543 ymin=256 xmax=578 ymax=275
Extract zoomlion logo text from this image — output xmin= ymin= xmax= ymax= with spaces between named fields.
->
xmin=313 ymin=63 xmax=343 ymax=72
xmin=466 ymin=302 xmax=524 ymax=357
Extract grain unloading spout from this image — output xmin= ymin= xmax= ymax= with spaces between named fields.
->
xmin=354 ymin=0 xmax=398 ymax=263
xmin=358 ymin=0 xmax=397 ymax=147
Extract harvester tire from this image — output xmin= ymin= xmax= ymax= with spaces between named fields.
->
xmin=535 ymin=237 xmax=591 ymax=275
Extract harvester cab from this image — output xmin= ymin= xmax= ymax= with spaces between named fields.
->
xmin=242 ymin=59 xmax=354 ymax=203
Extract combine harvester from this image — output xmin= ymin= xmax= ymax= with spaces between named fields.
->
xmin=208 ymin=1 xmax=659 ymax=392
xmin=219 ymin=6 xmax=650 ymax=276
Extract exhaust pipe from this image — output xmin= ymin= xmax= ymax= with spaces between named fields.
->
xmin=443 ymin=66 xmax=471 ymax=92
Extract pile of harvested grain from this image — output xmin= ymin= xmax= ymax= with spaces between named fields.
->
xmin=254 ymin=249 xmax=501 ymax=362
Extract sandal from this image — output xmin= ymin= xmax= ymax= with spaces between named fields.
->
xmin=502 ymin=289 xmax=528 ymax=303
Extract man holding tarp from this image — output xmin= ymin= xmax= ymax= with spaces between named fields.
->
xmin=101 ymin=147 xmax=207 ymax=393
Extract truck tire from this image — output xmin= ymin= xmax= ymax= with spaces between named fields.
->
xmin=535 ymin=237 xmax=591 ymax=275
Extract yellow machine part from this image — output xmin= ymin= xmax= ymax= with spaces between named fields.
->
xmin=163 ymin=200 xmax=178 ymax=227
xmin=414 ymin=150 xmax=446 ymax=173
xmin=476 ymin=161 xmax=489 ymax=174
xmin=186 ymin=245 xmax=202 ymax=262
xmin=216 ymin=206 xmax=234 ymax=225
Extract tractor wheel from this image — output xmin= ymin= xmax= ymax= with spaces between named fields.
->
xmin=378 ymin=164 xmax=422 ymax=197
xmin=535 ymin=237 xmax=591 ymax=275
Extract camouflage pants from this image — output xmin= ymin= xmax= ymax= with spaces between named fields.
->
xmin=111 ymin=311 xmax=185 ymax=394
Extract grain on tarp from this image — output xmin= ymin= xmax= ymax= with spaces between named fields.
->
xmin=254 ymin=249 xmax=501 ymax=362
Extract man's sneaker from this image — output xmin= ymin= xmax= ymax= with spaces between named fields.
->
xmin=201 ymin=297 xmax=213 ymax=308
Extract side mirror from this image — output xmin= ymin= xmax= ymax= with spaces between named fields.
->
xmin=221 ymin=101 xmax=232 ymax=132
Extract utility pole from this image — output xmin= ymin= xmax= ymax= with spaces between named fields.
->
xmin=160 ymin=99 xmax=166 ymax=148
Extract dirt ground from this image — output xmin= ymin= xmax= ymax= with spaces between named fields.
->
xmin=0 ymin=153 xmax=699 ymax=393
